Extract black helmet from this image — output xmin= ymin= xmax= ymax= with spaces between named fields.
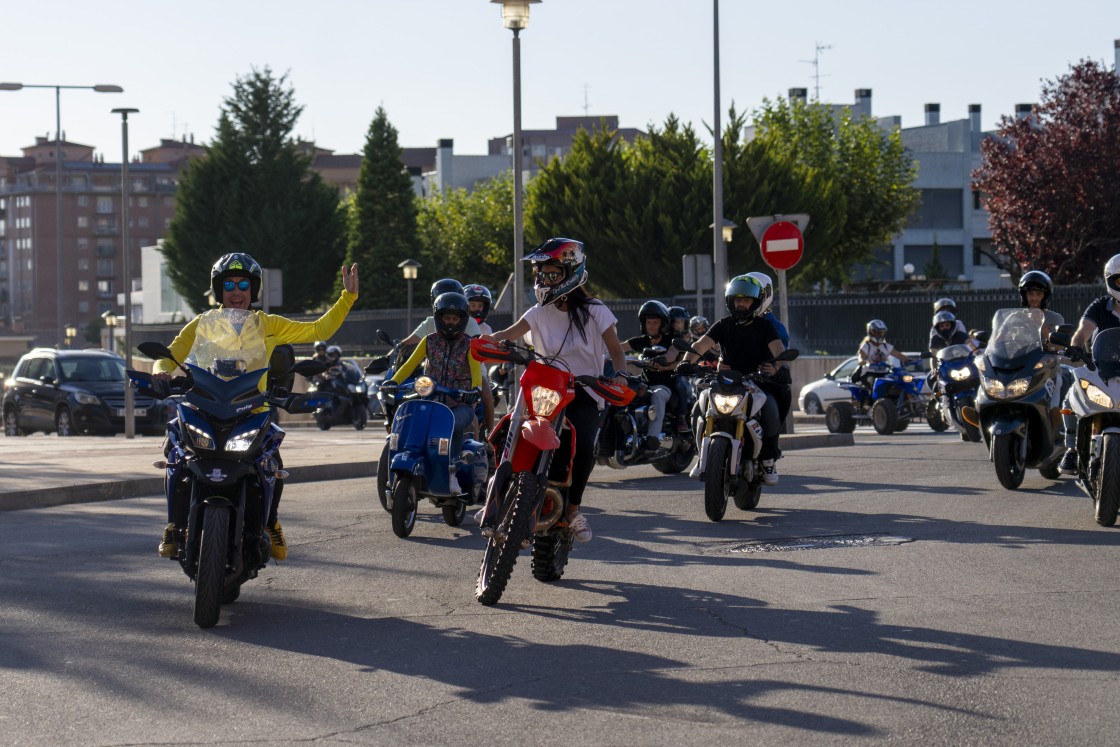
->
xmin=724 ymin=275 xmax=763 ymax=322
xmin=668 ymin=306 xmax=690 ymax=335
xmin=933 ymin=297 xmax=956 ymax=314
xmin=433 ymin=292 xmax=470 ymax=339
xmin=430 ymin=278 xmax=463 ymax=301
xmin=211 ymin=252 xmax=263 ymax=304
xmin=462 ymin=283 xmax=492 ymax=323
xmin=638 ymin=300 xmax=670 ymax=336
xmin=933 ymin=311 xmax=956 ymax=334
xmin=1018 ymin=270 xmax=1053 ymax=309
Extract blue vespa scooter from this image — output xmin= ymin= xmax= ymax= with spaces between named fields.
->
xmin=382 ymin=375 xmax=490 ymax=538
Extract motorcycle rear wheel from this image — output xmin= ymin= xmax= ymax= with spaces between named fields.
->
xmin=391 ymin=475 xmax=419 ymax=538
xmin=733 ymin=478 xmax=762 ymax=511
xmin=376 ymin=447 xmax=390 ymax=512
xmin=531 ymin=528 xmax=573 ymax=582
xmin=826 ymin=402 xmax=856 ymax=434
xmin=353 ymin=407 xmax=367 ymax=431
xmin=653 ymin=439 xmax=695 ymax=474
xmin=476 ymin=472 xmax=537 ymax=605
xmin=993 ymin=432 xmax=1025 ymax=490
xmin=194 ymin=507 xmax=228 ymax=629
xmin=442 ymin=500 xmax=467 ymax=527
xmin=703 ymin=438 xmax=730 ymax=522
xmin=871 ymin=399 xmax=899 ymax=435
xmin=1095 ymin=435 xmax=1120 ymax=526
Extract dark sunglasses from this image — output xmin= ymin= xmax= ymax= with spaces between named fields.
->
xmin=535 ymin=269 xmax=564 ymax=283
xmin=223 ymin=279 xmax=252 ymax=292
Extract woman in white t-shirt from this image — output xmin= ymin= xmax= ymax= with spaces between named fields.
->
xmin=484 ymin=238 xmax=628 ymax=543
xmin=855 ymin=319 xmax=913 ymax=390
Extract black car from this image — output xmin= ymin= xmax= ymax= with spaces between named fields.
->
xmin=2 ymin=348 xmax=167 ymax=436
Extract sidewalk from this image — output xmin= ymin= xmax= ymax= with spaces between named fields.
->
xmin=0 ymin=415 xmax=848 ymax=512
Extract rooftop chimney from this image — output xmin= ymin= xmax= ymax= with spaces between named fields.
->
xmin=924 ymin=103 xmax=941 ymax=126
xmin=1015 ymin=103 xmax=1033 ymax=120
xmin=969 ymin=104 xmax=981 ymax=133
xmin=854 ymin=89 xmax=872 ymax=119
xmin=788 ymin=87 xmax=808 ymax=105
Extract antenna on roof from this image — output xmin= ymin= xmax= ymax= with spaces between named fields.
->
xmin=582 ymin=84 xmax=591 ymax=116
xmin=799 ymin=41 xmax=833 ymax=101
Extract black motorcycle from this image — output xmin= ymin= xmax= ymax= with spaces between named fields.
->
xmin=128 ymin=336 xmax=328 ymax=628
xmin=598 ymin=341 xmax=696 ymax=475
xmin=310 ymin=358 xmax=369 ymax=431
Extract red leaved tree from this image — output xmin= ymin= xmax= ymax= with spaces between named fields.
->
xmin=973 ymin=60 xmax=1120 ymax=283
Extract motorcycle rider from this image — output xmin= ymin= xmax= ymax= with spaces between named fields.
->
xmin=621 ymin=300 xmax=682 ymax=451
xmin=1059 ymin=259 xmax=1120 ymax=474
xmin=312 ymin=341 xmax=329 ymax=365
xmin=668 ymin=306 xmax=691 ymax=339
xmin=463 ymin=283 xmax=495 ymax=336
xmin=933 ymin=298 xmax=969 ymax=338
xmin=929 ymin=311 xmax=969 ymax=355
xmin=746 ymin=272 xmax=790 ymax=347
xmin=154 ymin=253 xmax=359 ymax=560
xmin=483 ymin=238 xmax=629 ymax=543
xmin=680 ymin=274 xmax=786 ymax=485
xmin=382 ymin=292 xmax=485 ymax=495
xmin=746 ymin=272 xmax=792 ymax=422
xmin=855 ymin=320 xmax=915 ymax=391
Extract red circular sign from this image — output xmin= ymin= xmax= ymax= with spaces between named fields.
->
xmin=759 ymin=221 xmax=804 ymax=271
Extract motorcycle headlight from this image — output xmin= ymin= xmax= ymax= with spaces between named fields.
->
xmin=949 ymin=368 xmax=973 ymax=381
xmin=348 ymin=383 xmax=366 ymax=393
xmin=1081 ymin=380 xmax=1114 ymax=409
xmin=225 ymin=427 xmax=260 ymax=452
xmin=74 ymin=392 xmax=100 ymax=405
xmin=981 ymin=376 xmax=1005 ymax=398
xmin=531 ymin=385 xmax=563 ymax=417
xmin=901 ymin=374 xmax=914 ymax=383
xmin=414 ymin=376 xmax=435 ymax=397
xmin=713 ymin=393 xmax=743 ymax=414
xmin=185 ymin=422 xmax=214 ymax=450
xmin=1005 ymin=378 xmax=1030 ymax=397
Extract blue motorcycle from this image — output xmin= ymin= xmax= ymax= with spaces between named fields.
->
xmin=928 ymin=343 xmax=981 ymax=441
xmin=827 ymin=359 xmax=931 ymax=435
xmin=382 ymin=375 xmax=490 ymax=538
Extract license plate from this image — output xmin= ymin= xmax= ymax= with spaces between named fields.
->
xmin=115 ymin=408 xmax=148 ymax=417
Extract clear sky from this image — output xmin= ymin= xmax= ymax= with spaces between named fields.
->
xmin=2 ymin=1 xmax=1118 ymax=160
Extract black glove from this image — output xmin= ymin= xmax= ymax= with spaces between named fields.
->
xmin=460 ymin=389 xmax=481 ymax=406
xmin=379 ymin=380 xmax=399 ymax=397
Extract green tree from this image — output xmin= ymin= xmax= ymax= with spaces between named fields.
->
xmin=923 ymin=239 xmax=948 ymax=279
xmin=163 ymin=67 xmax=345 ymax=312
xmin=750 ymin=97 xmax=919 ymax=287
xmin=417 ymin=171 xmax=514 ymax=292
xmin=344 ymin=106 xmax=420 ymax=309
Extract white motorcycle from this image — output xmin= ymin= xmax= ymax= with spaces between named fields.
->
xmin=1053 ymin=327 xmax=1120 ymax=526
xmin=681 ymin=349 xmax=799 ymax=522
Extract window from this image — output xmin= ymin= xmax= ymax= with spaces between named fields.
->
xmin=137 ymin=196 xmax=148 ymax=208
xmin=904 ymin=244 xmax=965 ymax=278
xmin=96 ymin=197 xmax=113 ymax=214
xmin=77 ymin=258 xmax=89 ymax=270
xmin=160 ymin=269 xmax=183 ymax=313
xmin=96 ymin=258 xmax=114 ymax=276
xmin=97 ymin=280 xmax=113 ymax=297
xmin=77 ymin=238 xmax=88 ymax=251
xmin=78 ymin=280 xmax=90 ymax=292
xmin=906 ymin=189 xmax=963 ymax=230
xmin=78 ymin=301 xmax=90 ymax=313
xmin=137 ymin=216 xmax=149 ymax=228
xmin=96 ymin=244 xmax=115 ymax=256
xmin=163 ymin=196 xmax=173 ymax=208
xmin=77 ymin=195 xmax=89 ymax=207
xmin=77 ymin=216 xmax=89 ymax=228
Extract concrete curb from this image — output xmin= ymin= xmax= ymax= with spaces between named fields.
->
xmin=1 ymin=432 xmax=848 ymax=513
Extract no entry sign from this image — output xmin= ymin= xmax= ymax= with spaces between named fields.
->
xmin=759 ymin=220 xmax=804 ymax=271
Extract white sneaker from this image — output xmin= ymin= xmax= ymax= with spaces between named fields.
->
xmin=761 ymin=459 xmax=779 ymax=486
xmin=567 ymin=512 xmax=592 ymax=543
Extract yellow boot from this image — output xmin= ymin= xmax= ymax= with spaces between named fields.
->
xmin=266 ymin=521 xmax=288 ymax=561
xmin=158 ymin=523 xmax=178 ymax=558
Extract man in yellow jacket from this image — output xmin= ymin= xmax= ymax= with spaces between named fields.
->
xmin=155 ymin=252 xmax=359 ymax=560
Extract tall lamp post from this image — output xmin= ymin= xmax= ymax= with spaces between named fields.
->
xmin=0 ymin=82 xmax=123 ymax=346
xmin=491 ymin=0 xmax=540 ymax=324
xmin=710 ymin=1 xmax=729 ymax=299
xmin=399 ymin=259 xmax=421 ymax=334
xmin=102 ymin=310 xmax=118 ymax=354
xmin=710 ymin=218 xmax=737 ymax=303
xmin=112 ymin=107 xmax=139 ymax=438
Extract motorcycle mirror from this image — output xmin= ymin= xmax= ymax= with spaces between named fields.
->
xmin=1055 ymin=324 xmax=1075 ymax=337
xmin=972 ymin=330 xmax=990 ymax=345
xmin=1048 ymin=330 xmax=1073 ymax=348
xmin=377 ymin=328 xmax=393 ymax=345
xmin=137 ymin=341 xmax=176 ymax=363
xmin=671 ymin=338 xmax=698 ymax=354
xmin=291 ymin=359 xmax=327 ymax=378
xmin=365 ymin=356 xmax=389 ymax=375
xmin=642 ymin=346 xmax=667 ymax=357
xmin=775 ymin=348 xmax=800 ymax=363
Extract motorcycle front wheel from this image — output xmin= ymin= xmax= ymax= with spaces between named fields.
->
xmin=391 ymin=475 xmax=419 ymax=538
xmin=992 ymin=432 xmax=1025 ymax=490
xmin=1095 ymin=435 xmax=1120 ymax=526
xmin=353 ymin=406 xmax=367 ymax=431
xmin=194 ymin=506 xmax=229 ymax=629
xmin=476 ymin=471 xmax=537 ymax=605
xmin=703 ymin=438 xmax=730 ymax=522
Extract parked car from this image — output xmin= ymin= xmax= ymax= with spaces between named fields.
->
xmin=2 ymin=348 xmax=167 ymax=436
xmin=799 ymin=356 xmax=860 ymax=414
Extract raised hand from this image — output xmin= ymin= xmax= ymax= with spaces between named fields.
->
xmin=342 ymin=263 xmax=359 ymax=295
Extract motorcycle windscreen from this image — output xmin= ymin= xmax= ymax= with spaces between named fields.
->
xmin=987 ymin=308 xmax=1046 ymax=369
xmin=1092 ymin=328 xmax=1120 ymax=380
xmin=389 ymin=399 xmax=456 ymax=493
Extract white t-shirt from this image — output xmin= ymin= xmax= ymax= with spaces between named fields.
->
xmin=411 ymin=315 xmax=482 ymax=338
xmin=522 ymin=300 xmax=617 ymax=380
xmin=859 ymin=339 xmax=896 ymax=365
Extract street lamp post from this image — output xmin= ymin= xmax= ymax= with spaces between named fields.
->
xmin=710 ymin=1 xmax=729 ymax=303
xmin=399 ymin=259 xmax=421 ymax=334
xmin=113 ymin=107 xmax=139 ymax=439
xmin=492 ymin=0 xmax=540 ymax=324
xmin=102 ymin=310 xmax=118 ymax=354
xmin=0 ymin=82 xmax=123 ymax=346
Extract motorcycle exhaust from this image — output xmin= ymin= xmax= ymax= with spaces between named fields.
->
xmin=962 ymin=406 xmax=980 ymax=428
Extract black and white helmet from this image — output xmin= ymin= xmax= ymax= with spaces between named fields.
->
xmin=867 ymin=319 xmax=888 ymax=341
xmin=1105 ymin=255 xmax=1120 ymax=303
xmin=689 ymin=315 xmax=710 ymax=337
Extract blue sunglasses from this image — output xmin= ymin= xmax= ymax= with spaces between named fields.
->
xmin=222 ymin=279 xmax=252 ymax=292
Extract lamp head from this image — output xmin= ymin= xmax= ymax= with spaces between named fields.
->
xmin=491 ymin=0 xmax=541 ymax=30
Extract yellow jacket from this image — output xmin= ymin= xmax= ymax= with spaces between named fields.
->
xmin=155 ymin=290 xmax=358 ymax=392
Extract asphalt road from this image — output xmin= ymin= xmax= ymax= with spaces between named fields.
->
xmin=3 ymin=429 xmax=1119 ymax=746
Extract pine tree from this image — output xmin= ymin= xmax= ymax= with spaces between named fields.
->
xmin=163 ymin=67 xmax=345 ymax=312
xmin=345 ymin=107 xmax=420 ymax=309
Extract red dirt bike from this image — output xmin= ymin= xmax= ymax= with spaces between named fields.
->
xmin=469 ymin=338 xmax=635 ymax=606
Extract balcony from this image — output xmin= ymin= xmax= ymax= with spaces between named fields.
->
xmin=93 ymin=225 xmax=119 ymax=236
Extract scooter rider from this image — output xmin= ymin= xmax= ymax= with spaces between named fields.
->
xmin=621 ymin=300 xmax=682 ymax=452
xmin=680 ymin=274 xmax=785 ymax=485
xmin=1059 ymin=260 xmax=1120 ymax=474
xmin=463 ymin=283 xmax=495 ymax=336
xmin=402 ymin=279 xmax=483 ymax=345
xmin=382 ymin=292 xmax=485 ymax=494
xmin=154 ymin=253 xmax=359 ymax=560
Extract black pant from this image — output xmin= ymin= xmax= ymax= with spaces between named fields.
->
xmin=757 ymin=380 xmax=791 ymax=422
xmin=548 ymin=388 xmax=600 ymax=507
